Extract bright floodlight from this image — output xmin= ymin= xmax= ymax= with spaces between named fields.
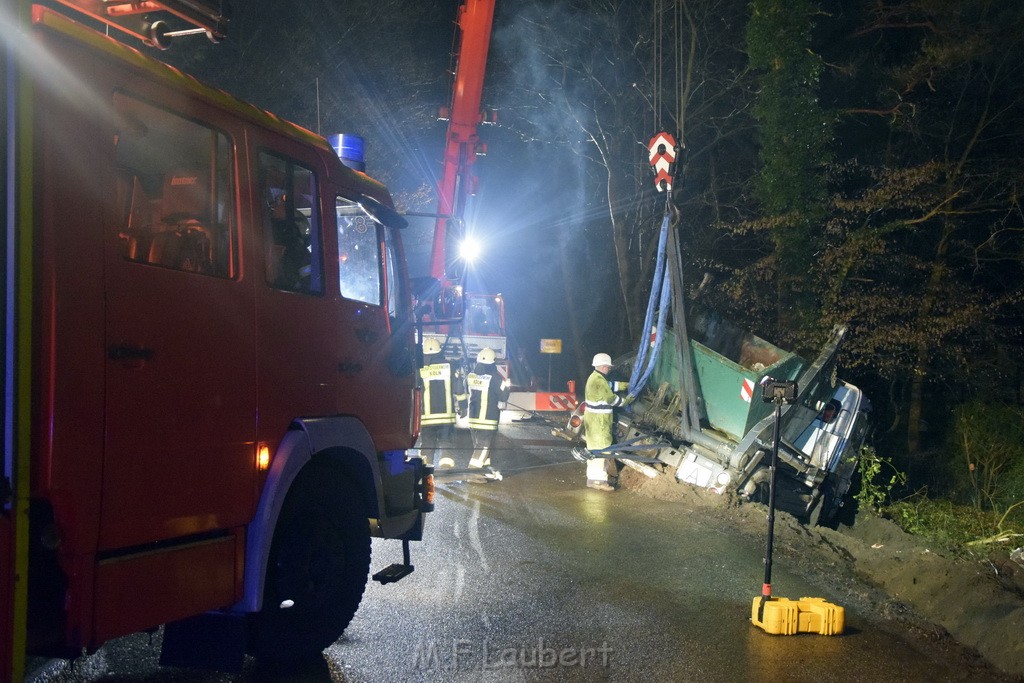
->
xmin=459 ymin=236 xmax=482 ymax=262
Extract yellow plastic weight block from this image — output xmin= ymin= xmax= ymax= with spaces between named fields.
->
xmin=751 ymin=596 xmax=845 ymax=636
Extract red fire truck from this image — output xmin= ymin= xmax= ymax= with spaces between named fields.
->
xmin=1 ymin=1 xmax=433 ymax=678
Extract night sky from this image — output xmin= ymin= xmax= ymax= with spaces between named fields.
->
xmin=141 ymin=0 xmax=589 ymax=387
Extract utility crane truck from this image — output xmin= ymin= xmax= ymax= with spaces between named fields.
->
xmin=417 ymin=0 xmax=513 ymax=385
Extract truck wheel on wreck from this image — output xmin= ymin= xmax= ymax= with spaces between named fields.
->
xmin=249 ymin=460 xmax=371 ymax=661
xmin=748 ymin=470 xmax=827 ymax=526
xmin=806 ymin=475 xmax=861 ymax=528
xmin=805 ymin=489 xmax=826 ymax=527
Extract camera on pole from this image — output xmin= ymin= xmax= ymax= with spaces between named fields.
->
xmin=751 ymin=377 xmax=845 ymax=635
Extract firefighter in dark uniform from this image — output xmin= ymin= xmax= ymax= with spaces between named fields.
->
xmin=419 ymin=338 xmax=460 ymax=468
xmin=466 ymin=347 xmax=509 ymax=479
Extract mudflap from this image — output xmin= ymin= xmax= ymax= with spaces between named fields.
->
xmin=160 ymin=612 xmax=247 ymax=673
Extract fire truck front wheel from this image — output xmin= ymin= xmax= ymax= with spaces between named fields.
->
xmin=248 ymin=459 xmax=371 ymax=661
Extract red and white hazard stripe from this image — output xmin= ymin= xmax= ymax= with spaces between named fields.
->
xmin=740 ymin=378 xmax=755 ymax=403
xmin=506 ymin=391 xmax=579 ymax=412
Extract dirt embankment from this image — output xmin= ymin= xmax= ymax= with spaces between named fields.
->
xmin=620 ymin=467 xmax=1024 ymax=681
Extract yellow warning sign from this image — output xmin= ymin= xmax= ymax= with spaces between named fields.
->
xmin=539 ymin=339 xmax=562 ymax=354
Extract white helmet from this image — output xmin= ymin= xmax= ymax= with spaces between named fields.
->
xmin=477 ymin=347 xmax=496 ymax=364
xmin=592 ymin=352 xmax=612 ymax=368
xmin=423 ymin=338 xmax=442 ymax=356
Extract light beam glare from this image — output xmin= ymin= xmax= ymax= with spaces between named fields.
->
xmin=459 ymin=235 xmax=483 ymax=263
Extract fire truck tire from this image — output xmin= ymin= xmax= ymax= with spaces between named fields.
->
xmin=248 ymin=459 xmax=371 ymax=661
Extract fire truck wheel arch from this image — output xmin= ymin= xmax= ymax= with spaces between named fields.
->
xmin=237 ymin=418 xmax=380 ymax=614
xmin=246 ymin=459 xmax=371 ymax=661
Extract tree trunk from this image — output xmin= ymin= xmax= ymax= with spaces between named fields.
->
xmin=907 ymin=217 xmax=952 ymax=454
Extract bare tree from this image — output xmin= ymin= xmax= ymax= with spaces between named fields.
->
xmin=821 ymin=1 xmax=1024 ymax=454
xmin=492 ymin=0 xmax=756 ymax=355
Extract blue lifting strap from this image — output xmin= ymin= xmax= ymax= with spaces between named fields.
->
xmin=628 ymin=210 xmax=672 ymax=398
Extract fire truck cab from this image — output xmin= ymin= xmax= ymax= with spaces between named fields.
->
xmin=1 ymin=2 xmax=432 ymax=677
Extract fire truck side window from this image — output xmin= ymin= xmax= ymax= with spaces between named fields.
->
xmin=336 ymin=198 xmax=383 ymax=306
xmin=113 ymin=94 xmax=234 ymax=277
xmin=259 ymin=153 xmax=322 ymax=294
xmin=467 ymin=296 xmax=501 ymax=335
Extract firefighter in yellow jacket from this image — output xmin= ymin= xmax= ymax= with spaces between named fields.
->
xmin=582 ymin=352 xmax=632 ymax=491
xmin=466 ymin=347 xmax=509 ymax=479
xmin=419 ymin=338 xmax=461 ymax=468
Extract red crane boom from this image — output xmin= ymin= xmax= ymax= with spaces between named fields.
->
xmin=422 ymin=0 xmax=509 ymax=386
xmin=430 ymin=0 xmax=496 ymax=281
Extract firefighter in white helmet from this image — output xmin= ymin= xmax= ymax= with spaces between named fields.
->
xmin=581 ymin=352 xmax=633 ymax=491
xmin=466 ymin=346 xmax=509 ymax=479
xmin=418 ymin=338 xmax=461 ymax=468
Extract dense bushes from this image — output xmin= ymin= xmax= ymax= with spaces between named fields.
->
xmin=946 ymin=401 xmax=1024 ymax=515
xmin=861 ymin=401 xmax=1024 ymax=550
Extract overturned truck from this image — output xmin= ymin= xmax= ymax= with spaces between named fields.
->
xmin=589 ymin=309 xmax=870 ymax=526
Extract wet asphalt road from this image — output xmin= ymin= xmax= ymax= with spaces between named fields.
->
xmin=30 ymin=418 xmax=1009 ymax=682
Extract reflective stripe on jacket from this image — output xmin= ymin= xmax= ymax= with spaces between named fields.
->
xmin=420 ymin=362 xmax=456 ymax=426
xmin=583 ymin=369 xmax=623 ymax=450
xmin=467 ymin=364 xmax=507 ymax=430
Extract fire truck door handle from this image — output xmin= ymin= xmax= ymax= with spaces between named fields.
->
xmin=338 ymin=361 xmax=363 ymax=374
xmin=355 ymin=328 xmax=378 ymax=344
xmin=108 ymin=343 xmax=155 ymax=362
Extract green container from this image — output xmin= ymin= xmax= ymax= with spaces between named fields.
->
xmin=650 ymin=311 xmax=806 ymax=442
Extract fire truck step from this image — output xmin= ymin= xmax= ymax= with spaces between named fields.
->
xmin=373 ymin=563 xmax=415 ymax=584
xmin=373 ymin=539 xmax=415 ymax=584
